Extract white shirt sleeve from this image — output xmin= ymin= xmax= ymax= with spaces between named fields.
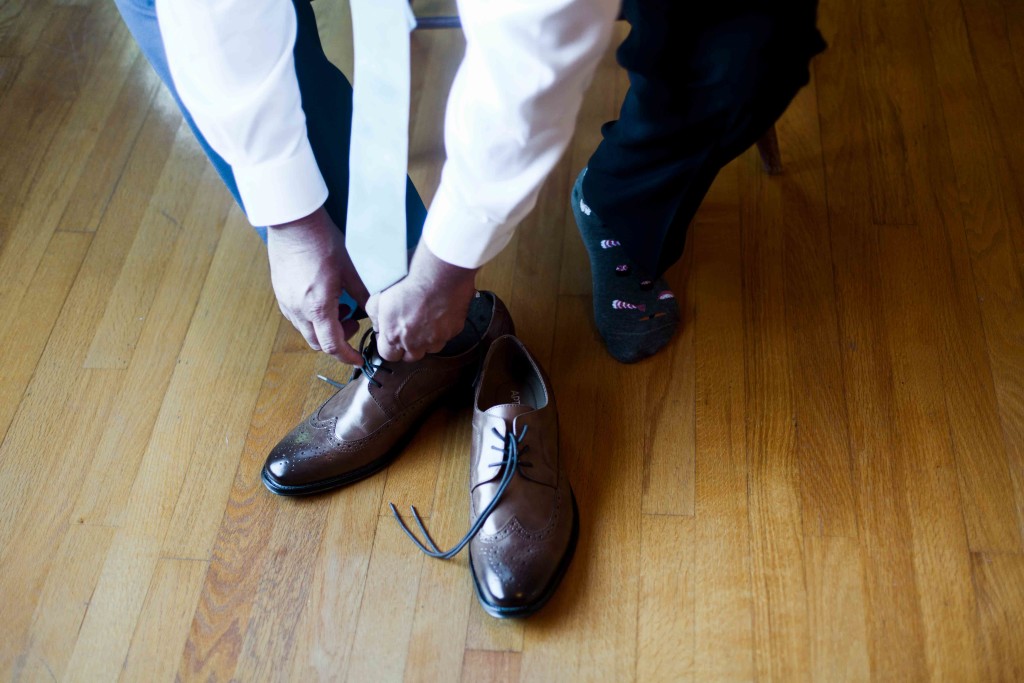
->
xmin=156 ymin=0 xmax=328 ymax=227
xmin=422 ymin=0 xmax=620 ymax=269
xmin=158 ymin=0 xmax=617 ymax=259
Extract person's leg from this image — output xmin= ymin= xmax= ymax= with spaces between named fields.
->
xmin=575 ymin=0 xmax=825 ymax=362
xmin=114 ymin=0 xmax=426 ymax=312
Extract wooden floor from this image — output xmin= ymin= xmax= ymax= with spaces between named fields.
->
xmin=2 ymin=0 xmax=1024 ymax=680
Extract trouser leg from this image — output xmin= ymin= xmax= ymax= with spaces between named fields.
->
xmin=582 ymin=0 xmax=826 ymax=276
xmin=113 ymin=0 xmax=426 ymax=249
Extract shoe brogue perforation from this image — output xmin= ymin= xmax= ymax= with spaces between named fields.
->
xmin=262 ymin=292 xmax=514 ymax=495
xmin=389 ymin=335 xmax=578 ymax=618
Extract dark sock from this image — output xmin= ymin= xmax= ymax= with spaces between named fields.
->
xmin=572 ymin=169 xmax=680 ymax=363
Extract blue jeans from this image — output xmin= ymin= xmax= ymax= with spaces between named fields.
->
xmin=114 ymin=0 xmax=427 ymax=310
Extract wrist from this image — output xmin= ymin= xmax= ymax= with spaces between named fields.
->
xmin=268 ymin=206 xmax=334 ymax=247
xmin=271 ymin=204 xmax=330 ymax=228
xmin=409 ymin=242 xmax=478 ymax=292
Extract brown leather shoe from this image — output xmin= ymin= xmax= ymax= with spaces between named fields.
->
xmin=262 ymin=291 xmax=515 ymax=496
xmin=391 ymin=335 xmax=578 ymax=618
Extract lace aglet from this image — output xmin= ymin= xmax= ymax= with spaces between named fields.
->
xmin=316 ymin=374 xmax=347 ymax=389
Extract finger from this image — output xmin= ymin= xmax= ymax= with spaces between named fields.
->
xmin=364 ymin=295 xmax=380 ymax=333
xmin=312 ymin=314 xmax=362 ymax=365
xmin=341 ymin=317 xmax=360 ymax=341
xmin=425 ymin=338 xmax=447 ymax=356
xmin=403 ymin=348 xmax=427 ymax=363
xmin=294 ymin=319 xmax=321 ymax=352
xmin=376 ymin=334 xmax=404 ymax=362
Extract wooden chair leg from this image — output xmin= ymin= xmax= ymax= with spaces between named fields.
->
xmin=755 ymin=124 xmax=783 ymax=175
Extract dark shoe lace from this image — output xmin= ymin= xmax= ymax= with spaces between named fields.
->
xmin=356 ymin=328 xmax=393 ymax=389
xmin=390 ymin=425 xmax=532 ymax=559
xmin=314 ymin=327 xmax=393 ymax=390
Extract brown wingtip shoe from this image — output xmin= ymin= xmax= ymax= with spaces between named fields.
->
xmin=389 ymin=335 xmax=578 ymax=619
xmin=262 ymin=291 xmax=514 ymax=496
xmin=467 ymin=336 xmax=578 ymax=618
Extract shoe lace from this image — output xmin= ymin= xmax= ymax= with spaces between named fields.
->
xmin=357 ymin=328 xmax=393 ymax=389
xmin=390 ymin=425 xmax=532 ymax=559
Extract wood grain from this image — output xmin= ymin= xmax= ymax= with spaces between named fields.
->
xmin=2 ymin=0 xmax=1022 ymax=680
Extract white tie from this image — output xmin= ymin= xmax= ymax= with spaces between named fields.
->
xmin=345 ymin=0 xmax=417 ymax=294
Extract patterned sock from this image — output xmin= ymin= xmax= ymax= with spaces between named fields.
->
xmin=571 ymin=169 xmax=680 ymax=364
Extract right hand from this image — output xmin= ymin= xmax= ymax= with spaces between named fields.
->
xmin=267 ymin=206 xmax=368 ymax=365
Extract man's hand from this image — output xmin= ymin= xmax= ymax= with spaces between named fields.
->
xmin=365 ymin=244 xmax=478 ymax=362
xmin=267 ymin=206 xmax=368 ymax=365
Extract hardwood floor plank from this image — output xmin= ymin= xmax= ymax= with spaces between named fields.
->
xmin=777 ymin=78 xmax=858 ymax=539
xmin=640 ymin=242 xmax=696 ymax=517
xmin=402 ymin=412 xmax=475 ymax=683
xmin=377 ymin=406 xmax=448 ymax=519
xmin=971 ymin=551 xmax=1024 ymax=682
xmin=0 ymin=368 xmax=126 ymax=677
xmin=0 ymin=231 xmax=90 ymax=442
xmin=57 ymin=49 xmax=162 ymax=234
xmin=926 ymin=0 xmax=1024 ymax=551
xmin=3 ymin=0 xmax=1021 ymax=678
xmin=508 ymin=155 xmax=571 ymax=367
xmin=877 ymin=224 xmax=983 ymax=681
xmin=160 ymin=223 xmax=279 ymax=559
xmin=804 ymin=536 xmax=870 ymax=682
xmin=230 ymin=495 xmax=332 ymax=681
xmin=3 ymin=84 xmax=182 ymax=383
xmin=460 ymin=650 xmax=521 ymax=683
xmin=851 ymin=1 xmax=915 ymax=227
xmin=518 ymin=297 xmax=599 ymax=682
xmin=285 ymin=467 xmax=386 ymax=681
xmin=62 ymin=213 xmax=274 ymax=681
xmin=815 ymin=5 xmax=943 ymax=678
xmin=636 ymin=515 xmax=695 ymax=683
xmin=70 ymin=157 xmax=226 ymax=526
xmin=879 ymin=0 xmax=1021 ymax=557
xmin=177 ymin=348 xmax=319 ymax=681
xmin=0 ymin=55 xmax=21 ymax=101
xmin=0 ymin=2 xmax=138 ymax=332
xmin=526 ymin=296 xmax=643 ymax=682
xmin=344 ymin=516 xmax=427 ymax=683
xmin=739 ymin=146 xmax=811 ymax=683
xmin=0 ymin=4 xmax=105 ymax=222
xmin=464 ymin=609 xmax=525 ymax=654
xmin=83 ymin=123 xmax=209 ymax=370
xmin=120 ymin=558 xmax=209 ymax=682
xmin=0 ymin=0 xmax=41 ymax=56
xmin=960 ymin=0 xmax=1024 ymax=269
xmin=14 ymin=524 xmax=116 ymax=682
xmin=691 ymin=165 xmax=756 ymax=682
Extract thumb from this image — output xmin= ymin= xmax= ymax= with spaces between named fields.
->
xmin=365 ymin=294 xmax=380 ymax=333
xmin=312 ymin=314 xmax=361 ymax=365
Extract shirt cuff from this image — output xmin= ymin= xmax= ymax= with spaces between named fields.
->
xmin=421 ymin=184 xmax=517 ymax=269
xmin=233 ymin=140 xmax=329 ymax=227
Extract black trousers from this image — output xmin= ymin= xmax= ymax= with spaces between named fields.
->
xmin=582 ymin=0 xmax=827 ymax=276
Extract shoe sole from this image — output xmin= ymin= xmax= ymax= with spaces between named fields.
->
xmin=260 ymin=392 xmax=459 ymax=497
xmin=469 ymin=491 xmax=580 ymax=619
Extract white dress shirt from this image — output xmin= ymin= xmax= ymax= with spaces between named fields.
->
xmin=156 ymin=0 xmax=619 ymax=269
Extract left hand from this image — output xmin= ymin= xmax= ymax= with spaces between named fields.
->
xmin=365 ymin=243 xmax=478 ymax=362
